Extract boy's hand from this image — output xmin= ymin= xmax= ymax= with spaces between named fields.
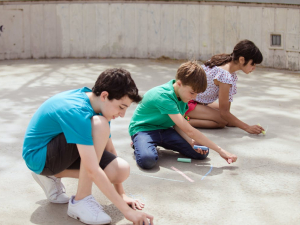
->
xmin=124 ymin=209 xmax=154 ymax=225
xmin=246 ymin=125 xmax=264 ymax=134
xmin=219 ymin=149 xmax=237 ymax=164
xmin=122 ymin=194 xmax=145 ymax=210
xmin=194 ymin=147 xmax=208 ymax=155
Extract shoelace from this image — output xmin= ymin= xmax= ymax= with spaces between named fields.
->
xmin=85 ymin=196 xmax=104 ymax=215
xmin=53 ymin=178 xmax=66 ymax=196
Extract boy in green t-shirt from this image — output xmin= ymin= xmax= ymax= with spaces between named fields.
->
xmin=129 ymin=61 xmax=237 ymax=169
xmin=23 ymin=69 xmax=153 ymax=225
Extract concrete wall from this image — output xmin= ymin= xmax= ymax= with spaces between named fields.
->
xmin=0 ymin=1 xmax=300 ymax=70
xmin=203 ymin=0 xmax=300 ymax=4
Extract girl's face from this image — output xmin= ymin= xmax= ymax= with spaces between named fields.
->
xmin=241 ymin=59 xmax=256 ymax=74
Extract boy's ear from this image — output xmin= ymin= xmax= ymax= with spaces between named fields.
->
xmin=100 ymin=91 xmax=109 ymax=101
xmin=176 ymin=80 xmax=182 ymax=87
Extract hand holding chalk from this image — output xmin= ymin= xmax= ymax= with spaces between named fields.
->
xmin=193 ymin=145 xmax=209 ymax=154
xmin=219 ymin=148 xmax=237 ymax=164
xmin=257 ymin=123 xmax=266 ymax=135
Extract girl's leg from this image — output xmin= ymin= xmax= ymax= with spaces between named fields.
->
xmin=187 ymin=104 xmax=228 ymax=128
xmin=207 ymin=101 xmax=219 ymax=110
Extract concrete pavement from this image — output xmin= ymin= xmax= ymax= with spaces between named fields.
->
xmin=0 ymin=58 xmax=299 ymax=225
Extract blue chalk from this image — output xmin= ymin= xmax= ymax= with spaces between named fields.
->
xmin=194 ymin=145 xmax=209 ymax=151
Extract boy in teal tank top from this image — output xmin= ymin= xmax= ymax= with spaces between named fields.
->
xmin=23 ymin=69 xmax=154 ymax=225
xmin=129 ymin=61 xmax=237 ymax=169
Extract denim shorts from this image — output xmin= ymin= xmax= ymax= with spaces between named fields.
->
xmin=40 ymin=133 xmax=116 ymax=176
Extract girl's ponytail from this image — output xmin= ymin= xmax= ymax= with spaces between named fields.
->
xmin=204 ymin=40 xmax=263 ymax=68
xmin=204 ymin=53 xmax=233 ymax=68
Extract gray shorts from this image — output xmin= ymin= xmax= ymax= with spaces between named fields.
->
xmin=40 ymin=133 xmax=117 ymax=176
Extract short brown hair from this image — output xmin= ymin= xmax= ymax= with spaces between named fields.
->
xmin=176 ymin=61 xmax=207 ymax=93
xmin=92 ymin=68 xmax=142 ymax=103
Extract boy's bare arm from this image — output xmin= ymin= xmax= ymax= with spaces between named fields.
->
xmin=77 ymin=144 xmax=129 ymax=212
xmin=77 ymin=117 xmax=153 ymax=224
xmin=169 ymin=113 xmax=237 ymax=164
xmin=77 ymin=144 xmax=153 ymax=224
xmin=105 ymin=138 xmax=145 ymax=210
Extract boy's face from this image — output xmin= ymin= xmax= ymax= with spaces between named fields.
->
xmin=178 ymin=82 xmax=198 ymax=103
xmin=102 ymin=95 xmax=133 ymax=121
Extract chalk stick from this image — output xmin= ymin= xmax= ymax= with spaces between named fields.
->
xmin=257 ymin=123 xmax=266 ymax=135
xmin=177 ymin=158 xmax=191 ymax=163
xmin=193 ymin=145 xmax=209 ymax=151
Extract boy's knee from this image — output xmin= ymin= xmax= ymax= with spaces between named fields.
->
xmin=117 ymin=158 xmax=130 ymax=180
xmin=137 ymin=154 xmax=158 ymax=170
xmin=107 ymin=158 xmax=130 ymax=184
xmin=195 ymin=151 xmax=209 ymax=160
xmin=91 ymin=116 xmax=110 ymax=135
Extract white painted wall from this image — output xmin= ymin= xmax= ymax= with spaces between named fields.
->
xmin=0 ymin=1 xmax=299 ymax=70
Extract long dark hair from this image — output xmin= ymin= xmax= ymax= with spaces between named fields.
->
xmin=205 ymin=40 xmax=263 ymax=68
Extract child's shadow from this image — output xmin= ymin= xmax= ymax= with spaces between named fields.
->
xmin=30 ymin=200 xmax=124 ymax=225
xmin=135 ymin=149 xmax=238 ymax=179
xmin=200 ymin=127 xmax=275 ymax=140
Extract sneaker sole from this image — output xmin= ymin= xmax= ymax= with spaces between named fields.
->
xmin=31 ymin=173 xmax=69 ymax=204
xmin=67 ymin=209 xmax=111 ymax=225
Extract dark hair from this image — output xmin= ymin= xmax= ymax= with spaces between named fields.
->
xmin=176 ymin=61 xmax=207 ymax=93
xmin=92 ymin=68 xmax=142 ymax=103
xmin=205 ymin=39 xmax=263 ymax=68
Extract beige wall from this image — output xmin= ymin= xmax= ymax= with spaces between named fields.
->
xmin=0 ymin=1 xmax=299 ymax=70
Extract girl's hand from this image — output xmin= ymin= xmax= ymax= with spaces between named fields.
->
xmin=124 ymin=209 xmax=154 ymax=225
xmin=122 ymin=194 xmax=145 ymax=210
xmin=219 ymin=149 xmax=237 ymax=164
xmin=246 ymin=125 xmax=265 ymax=134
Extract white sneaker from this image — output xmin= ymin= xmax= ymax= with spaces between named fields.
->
xmin=67 ymin=195 xmax=112 ymax=225
xmin=31 ymin=172 xmax=69 ymax=203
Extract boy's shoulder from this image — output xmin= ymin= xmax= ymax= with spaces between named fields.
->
xmin=54 ymin=87 xmax=91 ymax=99
xmin=42 ymin=87 xmax=94 ymax=115
xmin=148 ymin=79 xmax=174 ymax=94
xmin=142 ymin=80 xmax=178 ymax=107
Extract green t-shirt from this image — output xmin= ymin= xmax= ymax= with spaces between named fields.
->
xmin=129 ymin=79 xmax=188 ymax=136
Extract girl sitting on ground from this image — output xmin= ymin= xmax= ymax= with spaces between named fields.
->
xmin=186 ymin=39 xmax=265 ymax=134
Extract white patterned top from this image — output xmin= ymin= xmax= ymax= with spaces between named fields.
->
xmin=195 ymin=65 xmax=238 ymax=104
